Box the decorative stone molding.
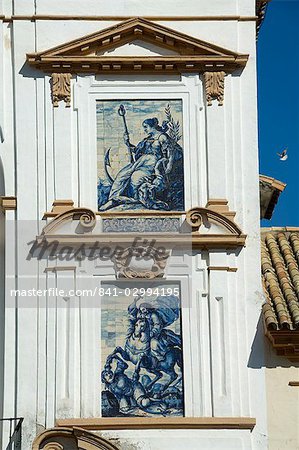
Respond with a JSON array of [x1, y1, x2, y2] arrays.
[[41, 207, 97, 237], [51, 73, 71, 107], [27, 18, 248, 106], [35, 202, 246, 250], [43, 199, 75, 219], [205, 199, 236, 220], [44, 266, 76, 273], [186, 205, 242, 235], [27, 18, 248, 74], [56, 417, 256, 431], [113, 244, 169, 278], [203, 71, 225, 106], [3, 15, 259, 23], [32, 427, 120, 450], [0, 196, 17, 212], [184, 201, 246, 247], [208, 266, 238, 272]]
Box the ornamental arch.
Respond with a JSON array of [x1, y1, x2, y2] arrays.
[[32, 427, 121, 450]]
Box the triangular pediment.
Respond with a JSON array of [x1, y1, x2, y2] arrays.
[[27, 17, 248, 74], [96, 39, 181, 57], [31, 17, 239, 58]]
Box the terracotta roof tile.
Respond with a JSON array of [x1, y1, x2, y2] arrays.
[[261, 230, 299, 331]]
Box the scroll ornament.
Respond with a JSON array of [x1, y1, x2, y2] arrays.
[[203, 71, 226, 106], [79, 210, 97, 230], [51, 73, 71, 107]]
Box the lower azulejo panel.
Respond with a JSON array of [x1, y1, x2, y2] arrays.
[[101, 280, 184, 417]]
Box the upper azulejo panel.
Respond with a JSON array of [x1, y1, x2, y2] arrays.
[[97, 99, 185, 212]]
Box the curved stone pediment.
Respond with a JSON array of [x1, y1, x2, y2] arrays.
[[186, 207, 242, 235], [36, 200, 246, 250], [32, 427, 120, 450], [41, 207, 97, 236]]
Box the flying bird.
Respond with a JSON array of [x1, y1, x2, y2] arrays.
[[277, 148, 288, 161]]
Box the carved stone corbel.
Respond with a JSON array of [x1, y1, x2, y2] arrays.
[[51, 73, 72, 107], [113, 245, 170, 279], [203, 71, 226, 106]]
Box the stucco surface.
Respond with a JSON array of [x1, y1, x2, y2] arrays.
[[0, 1, 267, 449], [265, 342, 299, 450]]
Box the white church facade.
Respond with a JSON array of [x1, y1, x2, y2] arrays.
[[2, 1, 296, 449]]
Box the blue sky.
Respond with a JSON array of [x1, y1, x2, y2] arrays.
[[258, 0, 299, 226]]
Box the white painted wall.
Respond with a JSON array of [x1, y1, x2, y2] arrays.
[[0, 161, 5, 450], [0, 1, 268, 449], [0, 0, 255, 18], [264, 340, 299, 450]]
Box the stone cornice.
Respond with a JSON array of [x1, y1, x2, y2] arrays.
[[2, 15, 258, 23], [36, 233, 246, 250], [28, 55, 247, 75], [55, 417, 256, 430]]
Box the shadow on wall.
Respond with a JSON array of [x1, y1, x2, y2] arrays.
[[264, 338, 299, 369], [247, 314, 266, 369], [19, 61, 45, 79], [248, 314, 299, 369]]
